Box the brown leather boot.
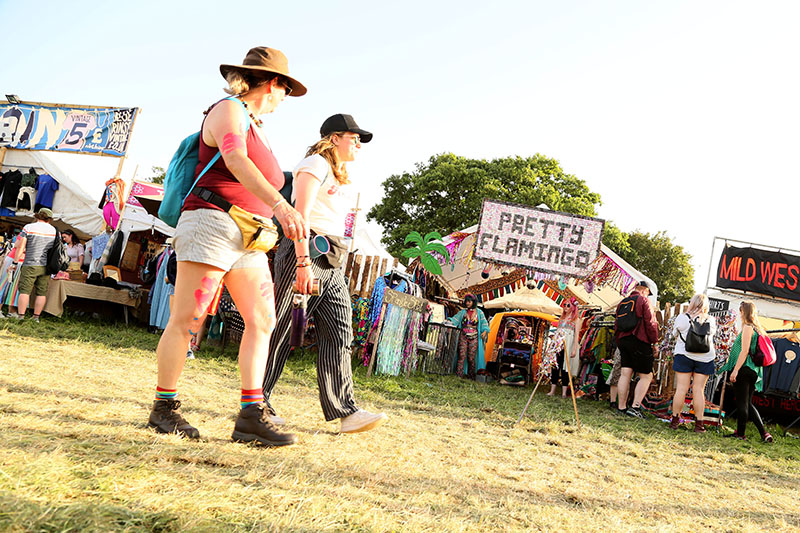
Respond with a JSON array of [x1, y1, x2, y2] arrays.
[[694, 420, 706, 433], [669, 415, 681, 430], [232, 403, 297, 446], [148, 399, 200, 439]]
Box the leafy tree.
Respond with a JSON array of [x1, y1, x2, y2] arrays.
[[618, 230, 694, 304], [147, 166, 165, 184], [368, 153, 607, 259]]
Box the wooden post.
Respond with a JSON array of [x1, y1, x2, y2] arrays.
[[366, 302, 388, 377], [0, 147, 7, 168], [392, 257, 399, 269], [378, 258, 388, 280], [350, 255, 362, 295], [717, 372, 728, 434], [367, 255, 380, 296], [359, 255, 374, 297], [344, 252, 355, 281]]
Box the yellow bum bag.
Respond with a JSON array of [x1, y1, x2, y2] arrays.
[[193, 187, 279, 253]]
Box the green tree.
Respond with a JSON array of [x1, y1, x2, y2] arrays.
[[619, 230, 694, 304], [368, 153, 615, 259], [147, 166, 165, 184]]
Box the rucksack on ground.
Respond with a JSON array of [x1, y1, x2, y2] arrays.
[[158, 97, 249, 228], [46, 231, 69, 275], [680, 313, 712, 353], [615, 294, 639, 332], [750, 334, 777, 367]]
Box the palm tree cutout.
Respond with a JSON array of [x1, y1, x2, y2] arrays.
[[402, 231, 450, 276]]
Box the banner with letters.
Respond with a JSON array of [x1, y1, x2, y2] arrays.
[[474, 199, 605, 277], [715, 245, 800, 302], [0, 102, 138, 156]]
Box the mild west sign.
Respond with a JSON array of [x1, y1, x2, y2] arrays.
[[716, 245, 800, 302]]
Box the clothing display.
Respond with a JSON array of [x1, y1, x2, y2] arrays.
[[351, 297, 370, 345], [763, 338, 800, 397], [148, 248, 174, 330], [0, 170, 23, 209], [34, 174, 59, 210], [15, 187, 35, 214]]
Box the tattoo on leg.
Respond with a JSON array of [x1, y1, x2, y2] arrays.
[[194, 276, 217, 314]]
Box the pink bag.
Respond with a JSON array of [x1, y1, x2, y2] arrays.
[[750, 334, 777, 367]]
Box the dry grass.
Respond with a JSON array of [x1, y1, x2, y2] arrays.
[[1, 316, 799, 532]]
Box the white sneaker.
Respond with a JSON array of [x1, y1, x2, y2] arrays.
[[186, 349, 195, 360], [340, 409, 387, 434]]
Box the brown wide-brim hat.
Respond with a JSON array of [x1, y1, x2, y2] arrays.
[[220, 46, 307, 97]]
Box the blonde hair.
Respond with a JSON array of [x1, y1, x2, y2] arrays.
[[305, 133, 349, 185], [686, 294, 709, 318], [223, 70, 283, 96], [739, 300, 766, 336]]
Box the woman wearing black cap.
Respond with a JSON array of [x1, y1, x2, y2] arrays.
[[147, 46, 308, 446], [448, 294, 490, 379], [263, 114, 387, 434]]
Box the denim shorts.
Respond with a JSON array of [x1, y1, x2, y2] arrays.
[[673, 353, 715, 375]]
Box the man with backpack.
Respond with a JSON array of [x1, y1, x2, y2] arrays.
[[615, 280, 659, 418], [5, 208, 57, 322]]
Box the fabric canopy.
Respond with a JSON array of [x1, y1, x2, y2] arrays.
[[483, 286, 563, 315]]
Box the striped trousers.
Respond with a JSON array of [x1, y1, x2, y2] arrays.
[[262, 237, 358, 421]]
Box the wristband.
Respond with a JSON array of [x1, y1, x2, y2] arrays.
[[296, 262, 312, 269], [272, 198, 287, 210]]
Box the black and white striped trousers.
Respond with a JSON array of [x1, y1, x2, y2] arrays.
[[262, 237, 358, 421]]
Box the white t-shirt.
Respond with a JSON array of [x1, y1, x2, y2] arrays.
[[673, 313, 717, 362], [292, 154, 352, 237]]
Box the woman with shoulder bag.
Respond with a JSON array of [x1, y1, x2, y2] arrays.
[[262, 114, 387, 434], [719, 301, 772, 442], [669, 294, 716, 432], [147, 46, 309, 447]]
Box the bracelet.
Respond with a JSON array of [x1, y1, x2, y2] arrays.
[[296, 255, 310, 260], [272, 198, 287, 210], [296, 262, 312, 269]]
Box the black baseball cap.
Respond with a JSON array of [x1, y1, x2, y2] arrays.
[[636, 280, 654, 293], [320, 114, 372, 143]]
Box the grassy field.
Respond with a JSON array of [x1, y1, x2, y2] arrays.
[[1, 315, 799, 532]]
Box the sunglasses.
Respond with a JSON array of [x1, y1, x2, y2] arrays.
[[338, 133, 360, 144]]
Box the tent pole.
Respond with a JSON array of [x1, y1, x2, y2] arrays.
[[565, 358, 581, 429], [515, 371, 545, 425]]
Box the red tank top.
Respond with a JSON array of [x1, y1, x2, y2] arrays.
[[182, 100, 284, 218]]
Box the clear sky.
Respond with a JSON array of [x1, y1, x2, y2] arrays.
[[3, 1, 799, 293]]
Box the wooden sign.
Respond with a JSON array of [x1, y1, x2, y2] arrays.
[[384, 288, 428, 313]]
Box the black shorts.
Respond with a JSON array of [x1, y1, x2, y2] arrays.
[[618, 335, 654, 375]]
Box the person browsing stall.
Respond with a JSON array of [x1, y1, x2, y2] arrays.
[[447, 294, 490, 380], [147, 46, 308, 446], [719, 301, 772, 442], [548, 298, 581, 397], [61, 229, 84, 265], [6, 208, 57, 322], [263, 114, 386, 434], [615, 280, 658, 418], [669, 294, 716, 433]]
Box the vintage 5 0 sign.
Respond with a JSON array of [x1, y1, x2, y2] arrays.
[[474, 199, 605, 277], [0, 102, 139, 156]]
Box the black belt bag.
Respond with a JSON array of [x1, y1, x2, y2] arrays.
[[311, 231, 348, 269]]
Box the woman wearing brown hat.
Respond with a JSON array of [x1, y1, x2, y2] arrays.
[[148, 46, 308, 446], [262, 114, 387, 434]]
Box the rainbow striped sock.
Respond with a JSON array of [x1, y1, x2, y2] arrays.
[[156, 386, 177, 401], [241, 388, 264, 409]]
